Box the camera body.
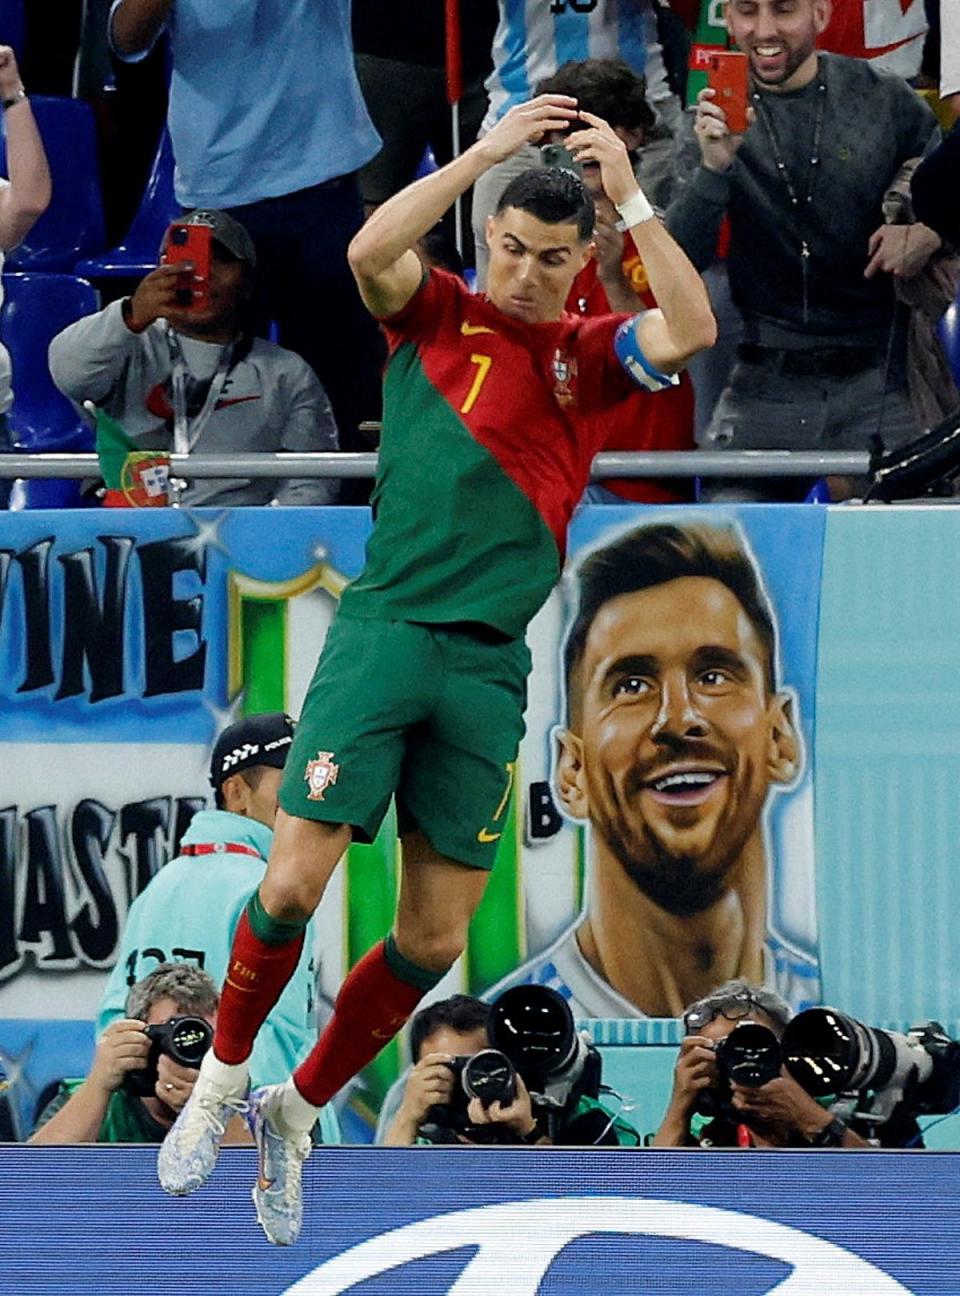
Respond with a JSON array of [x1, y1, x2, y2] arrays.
[[422, 986, 603, 1143], [123, 1014, 213, 1098], [426, 1048, 519, 1138]]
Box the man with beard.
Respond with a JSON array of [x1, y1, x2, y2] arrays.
[[487, 519, 818, 1019], [666, 0, 941, 502]]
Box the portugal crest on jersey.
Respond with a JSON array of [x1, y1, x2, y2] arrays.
[[305, 751, 340, 801], [552, 350, 577, 407]]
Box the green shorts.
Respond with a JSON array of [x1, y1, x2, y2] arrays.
[[279, 614, 531, 869]]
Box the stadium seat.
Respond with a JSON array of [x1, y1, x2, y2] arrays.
[[936, 297, 960, 390], [0, 96, 106, 273], [76, 128, 179, 280], [1, 0, 25, 62], [1, 272, 98, 507]]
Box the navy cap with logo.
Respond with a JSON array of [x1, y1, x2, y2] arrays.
[[209, 712, 296, 788]]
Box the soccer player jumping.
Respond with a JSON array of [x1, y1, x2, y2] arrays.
[[158, 94, 716, 1243]]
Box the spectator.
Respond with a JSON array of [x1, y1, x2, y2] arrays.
[[652, 979, 870, 1147], [48, 210, 340, 507], [108, 0, 384, 472], [488, 519, 819, 1019], [538, 58, 695, 504], [353, 0, 498, 269], [96, 713, 331, 1106], [0, 46, 51, 508], [381, 994, 640, 1146], [472, 0, 684, 287], [666, 0, 942, 501], [29, 963, 252, 1145]]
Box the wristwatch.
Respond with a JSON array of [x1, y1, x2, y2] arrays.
[[2, 89, 26, 112], [808, 1116, 846, 1147]]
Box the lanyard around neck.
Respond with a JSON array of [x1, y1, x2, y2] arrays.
[[166, 326, 237, 455]]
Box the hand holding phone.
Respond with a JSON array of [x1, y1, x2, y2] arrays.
[[539, 141, 585, 179], [705, 51, 750, 135], [162, 221, 213, 311]]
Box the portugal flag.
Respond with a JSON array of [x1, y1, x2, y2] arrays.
[[93, 406, 171, 508]]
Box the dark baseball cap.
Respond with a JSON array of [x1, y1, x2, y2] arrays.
[[209, 712, 295, 788], [169, 208, 257, 268]]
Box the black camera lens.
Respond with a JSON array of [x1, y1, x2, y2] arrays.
[[717, 1021, 782, 1088], [167, 1016, 213, 1067], [170, 226, 189, 245], [462, 1049, 516, 1108], [782, 1008, 880, 1097], [489, 985, 577, 1085]]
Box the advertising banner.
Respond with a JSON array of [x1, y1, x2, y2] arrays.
[[1, 504, 959, 1140], [2, 1146, 959, 1294]]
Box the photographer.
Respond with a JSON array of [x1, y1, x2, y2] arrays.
[[382, 992, 640, 1147], [30, 964, 250, 1146], [653, 980, 869, 1149]]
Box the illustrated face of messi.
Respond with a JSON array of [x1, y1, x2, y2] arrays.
[[557, 577, 799, 915], [485, 207, 593, 324], [725, 0, 831, 90]]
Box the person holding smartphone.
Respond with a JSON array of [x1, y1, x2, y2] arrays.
[[666, 0, 942, 502], [48, 209, 341, 507]]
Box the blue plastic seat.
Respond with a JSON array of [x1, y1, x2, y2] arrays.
[[0, 95, 106, 272], [1, 271, 99, 507], [76, 128, 179, 279], [1, 0, 25, 62]]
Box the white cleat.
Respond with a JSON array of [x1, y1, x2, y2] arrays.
[[158, 1069, 248, 1196], [247, 1085, 312, 1246]]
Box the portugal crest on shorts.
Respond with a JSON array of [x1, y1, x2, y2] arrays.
[[305, 751, 339, 801]]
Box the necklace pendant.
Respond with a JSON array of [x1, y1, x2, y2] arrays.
[[801, 241, 810, 259]]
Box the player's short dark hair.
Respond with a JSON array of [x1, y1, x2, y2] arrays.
[[496, 167, 595, 243], [409, 995, 491, 1062], [564, 521, 778, 722], [213, 764, 271, 811], [536, 58, 656, 133]]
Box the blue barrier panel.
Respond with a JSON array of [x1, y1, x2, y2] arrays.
[[2, 1147, 957, 1293]]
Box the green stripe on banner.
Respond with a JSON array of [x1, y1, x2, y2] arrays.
[[346, 807, 401, 1110], [466, 783, 521, 993], [241, 599, 287, 714]]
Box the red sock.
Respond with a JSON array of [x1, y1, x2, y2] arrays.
[[293, 940, 428, 1106], [214, 911, 304, 1065]]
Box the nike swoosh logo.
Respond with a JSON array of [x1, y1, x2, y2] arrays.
[[215, 395, 261, 410], [461, 322, 496, 336], [477, 828, 502, 843]]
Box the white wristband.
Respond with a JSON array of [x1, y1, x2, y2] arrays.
[[615, 188, 655, 231]]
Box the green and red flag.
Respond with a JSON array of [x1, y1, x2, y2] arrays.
[[92, 405, 171, 507]]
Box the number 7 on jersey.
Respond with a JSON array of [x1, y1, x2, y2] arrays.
[[460, 353, 492, 414]]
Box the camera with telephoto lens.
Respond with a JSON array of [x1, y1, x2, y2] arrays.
[[697, 1007, 960, 1132], [780, 1009, 960, 1127], [123, 1014, 213, 1097], [424, 986, 602, 1142]]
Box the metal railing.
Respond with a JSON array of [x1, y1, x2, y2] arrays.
[[0, 449, 873, 480]]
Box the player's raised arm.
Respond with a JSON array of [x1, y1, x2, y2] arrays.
[[347, 94, 580, 319], [567, 110, 717, 374]]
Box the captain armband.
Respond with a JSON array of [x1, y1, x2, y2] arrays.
[[613, 316, 680, 393]]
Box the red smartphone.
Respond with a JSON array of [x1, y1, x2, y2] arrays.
[[163, 221, 212, 311], [706, 51, 750, 135]]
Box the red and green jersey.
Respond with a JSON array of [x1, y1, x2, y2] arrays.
[[340, 269, 655, 639]]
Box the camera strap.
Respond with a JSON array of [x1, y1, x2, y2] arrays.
[[166, 327, 238, 455]]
